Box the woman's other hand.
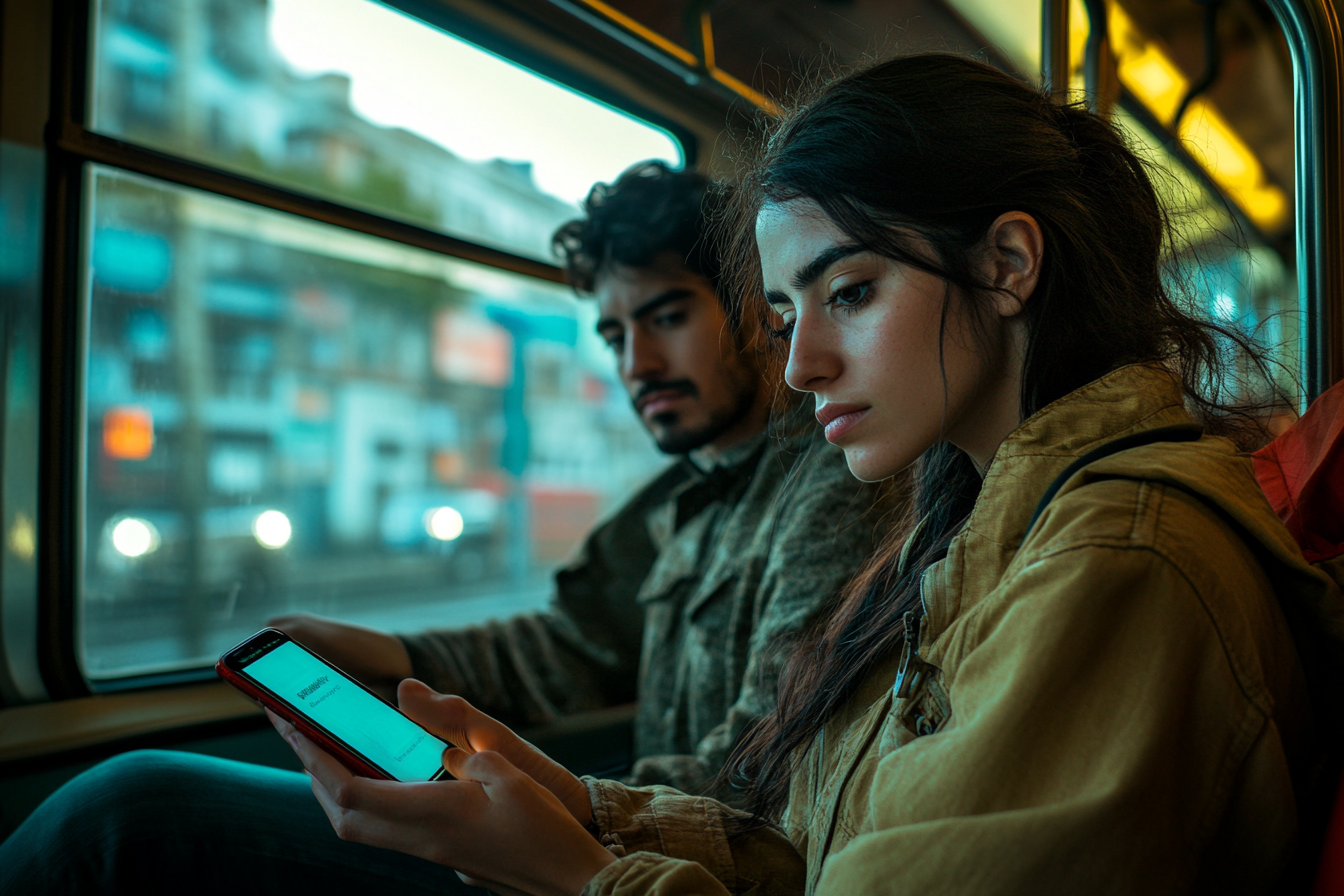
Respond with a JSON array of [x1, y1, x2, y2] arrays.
[[267, 684, 613, 896], [266, 614, 413, 694]]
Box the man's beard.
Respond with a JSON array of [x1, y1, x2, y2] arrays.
[[636, 364, 762, 455]]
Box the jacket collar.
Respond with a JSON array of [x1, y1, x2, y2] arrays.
[[922, 364, 1195, 643], [659, 431, 768, 536]]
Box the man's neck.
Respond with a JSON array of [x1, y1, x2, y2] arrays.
[[691, 420, 768, 470]]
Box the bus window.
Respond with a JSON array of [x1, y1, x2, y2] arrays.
[[71, 0, 686, 685], [80, 164, 665, 680], [1099, 1, 1302, 418]]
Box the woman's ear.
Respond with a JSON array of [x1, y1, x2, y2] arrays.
[[980, 212, 1043, 316]]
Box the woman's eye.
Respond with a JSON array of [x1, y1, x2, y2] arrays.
[[767, 318, 795, 341], [828, 282, 871, 309]]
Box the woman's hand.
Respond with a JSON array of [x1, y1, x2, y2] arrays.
[[396, 679, 594, 825], [269, 682, 612, 896], [266, 614, 413, 693]]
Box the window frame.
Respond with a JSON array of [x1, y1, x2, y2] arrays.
[[34, 0, 711, 699], [1265, 0, 1344, 402]]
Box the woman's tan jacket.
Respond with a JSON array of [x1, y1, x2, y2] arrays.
[[580, 364, 1344, 896]]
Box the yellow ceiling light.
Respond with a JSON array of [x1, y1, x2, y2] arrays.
[[1178, 97, 1290, 231], [1109, 3, 1188, 122], [1108, 2, 1289, 233]]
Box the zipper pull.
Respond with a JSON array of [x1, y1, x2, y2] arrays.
[[893, 611, 924, 699]]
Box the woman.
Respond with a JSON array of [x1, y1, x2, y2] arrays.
[[6, 53, 1341, 896], [254, 54, 1343, 895]]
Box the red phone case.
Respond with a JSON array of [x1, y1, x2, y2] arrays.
[[216, 651, 393, 780]]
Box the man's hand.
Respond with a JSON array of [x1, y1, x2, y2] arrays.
[[267, 614, 413, 692], [269, 682, 612, 896]]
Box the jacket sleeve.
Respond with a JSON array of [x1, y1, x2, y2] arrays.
[[398, 464, 685, 726], [628, 444, 898, 794], [582, 778, 805, 896], [818, 511, 1300, 895]]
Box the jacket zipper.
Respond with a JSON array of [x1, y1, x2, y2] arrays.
[[893, 611, 924, 699]]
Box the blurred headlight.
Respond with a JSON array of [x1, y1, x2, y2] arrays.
[[425, 506, 464, 541], [112, 517, 159, 557], [252, 510, 292, 549]]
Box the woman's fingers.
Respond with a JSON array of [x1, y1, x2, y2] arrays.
[[280, 725, 357, 798], [263, 694, 608, 890], [266, 707, 296, 740], [397, 679, 484, 749], [444, 747, 513, 783], [281, 729, 611, 892], [400, 683, 593, 825]]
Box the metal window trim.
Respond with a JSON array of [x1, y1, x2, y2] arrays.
[[1265, 0, 1344, 401], [386, 0, 710, 163], [37, 0, 92, 700], [1041, 0, 1071, 101], [60, 126, 570, 284]]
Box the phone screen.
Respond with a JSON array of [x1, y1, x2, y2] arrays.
[[239, 639, 448, 782]]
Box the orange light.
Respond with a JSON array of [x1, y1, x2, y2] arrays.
[[103, 406, 154, 460]]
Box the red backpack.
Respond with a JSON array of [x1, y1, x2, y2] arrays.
[[1254, 379, 1344, 571], [1253, 379, 1344, 895]]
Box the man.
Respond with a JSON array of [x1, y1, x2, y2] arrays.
[[273, 161, 891, 794]]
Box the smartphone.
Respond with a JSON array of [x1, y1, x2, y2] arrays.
[[217, 628, 450, 782]]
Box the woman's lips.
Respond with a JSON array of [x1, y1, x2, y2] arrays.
[[816, 404, 870, 442], [822, 409, 869, 442]]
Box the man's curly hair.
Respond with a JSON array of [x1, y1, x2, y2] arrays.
[[551, 161, 729, 303]]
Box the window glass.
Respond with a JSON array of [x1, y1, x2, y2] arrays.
[[82, 165, 665, 679], [89, 0, 684, 263]]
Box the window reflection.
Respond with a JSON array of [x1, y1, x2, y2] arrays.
[[82, 166, 664, 678], [90, 0, 683, 261]]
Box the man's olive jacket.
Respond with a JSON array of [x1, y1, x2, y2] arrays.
[[400, 425, 891, 793]]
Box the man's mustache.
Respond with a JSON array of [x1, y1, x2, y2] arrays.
[[633, 380, 699, 412]]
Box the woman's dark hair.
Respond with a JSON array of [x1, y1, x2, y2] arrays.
[[551, 160, 730, 301], [721, 53, 1275, 820]]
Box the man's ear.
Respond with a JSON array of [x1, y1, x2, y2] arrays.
[[980, 212, 1043, 317]]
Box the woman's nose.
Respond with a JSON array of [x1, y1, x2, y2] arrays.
[[784, 314, 838, 393]]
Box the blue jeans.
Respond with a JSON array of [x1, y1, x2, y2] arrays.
[[0, 750, 484, 895]]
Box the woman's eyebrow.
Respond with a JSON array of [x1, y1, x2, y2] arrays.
[[790, 244, 865, 290], [764, 289, 792, 308]]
